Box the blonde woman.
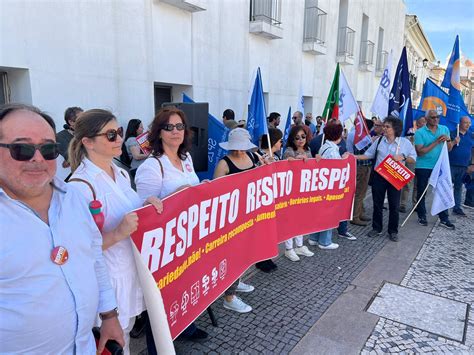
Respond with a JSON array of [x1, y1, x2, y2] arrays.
[[68, 109, 162, 355]]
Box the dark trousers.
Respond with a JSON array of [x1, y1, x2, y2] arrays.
[[145, 311, 198, 355], [371, 172, 401, 234], [415, 168, 449, 221]]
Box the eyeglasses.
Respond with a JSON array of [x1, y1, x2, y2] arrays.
[[294, 135, 306, 141], [161, 123, 186, 132], [429, 115, 439, 119], [292, 117, 298, 120], [0, 142, 59, 161], [374, 124, 383, 127], [94, 127, 123, 142]]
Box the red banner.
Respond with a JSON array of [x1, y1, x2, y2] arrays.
[[131, 157, 356, 339], [374, 155, 415, 190]]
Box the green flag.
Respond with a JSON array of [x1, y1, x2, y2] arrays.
[[322, 64, 340, 120]]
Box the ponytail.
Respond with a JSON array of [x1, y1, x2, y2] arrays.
[[68, 136, 87, 172]]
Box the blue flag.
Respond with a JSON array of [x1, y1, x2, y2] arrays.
[[281, 106, 291, 155], [417, 78, 472, 131], [181, 93, 229, 181], [440, 35, 463, 125], [247, 68, 268, 145], [388, 47, 413, 136]]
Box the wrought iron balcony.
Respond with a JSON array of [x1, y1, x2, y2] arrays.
[[359, 40, 375, 71], [376, 50, 388, 76], [336, 26, 355, 65], [249, 0, 283, 39], [302, 6, 327, 55]]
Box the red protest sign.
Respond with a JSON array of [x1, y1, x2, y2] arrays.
[[136, 131, 151, 154], [131, 157, 356, 339], [374, 155, 414, 190]]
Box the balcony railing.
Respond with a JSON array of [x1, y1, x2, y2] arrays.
[[303, 6, 327, 45], [360, 40, 375, 65], [337, 26, 355, 58], [376, 50, 388, 72], [250, 0, 282, 27]]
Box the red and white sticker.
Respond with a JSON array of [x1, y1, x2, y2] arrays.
[[185, 163, 193, 172], [51, 246, 69, 265]]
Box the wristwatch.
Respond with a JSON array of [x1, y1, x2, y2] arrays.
[[99, 307, 119, 320], [402, 153, 407, 162]]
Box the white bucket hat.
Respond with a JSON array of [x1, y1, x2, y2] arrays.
[[219, 127, 257, 151]]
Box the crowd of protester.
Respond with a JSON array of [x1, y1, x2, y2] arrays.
[[0, 102, 472, 354]]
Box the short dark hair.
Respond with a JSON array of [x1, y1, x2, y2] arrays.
[[323, 122, 343, 141], [268, 112, 280, 123], [384, 116, 403, 137], [64, 106, 83, 125], [149, 106, 192, 160], [260, 128, 283, 149], [286, 125, 308, 151], [365, 118, 374, 130], [223, 109, 235, 121], [0, 103, 56, 139]]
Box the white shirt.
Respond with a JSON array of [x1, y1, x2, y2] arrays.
[[363, 136, 417, 167], [70, 158, 145, 328], [0, 178, 116, 354], [135, 153, 200, 200], [319, 141, 342, 159]]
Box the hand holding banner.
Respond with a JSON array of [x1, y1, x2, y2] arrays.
[[131, 157, 356, 343], [374, 155, 414, 190]]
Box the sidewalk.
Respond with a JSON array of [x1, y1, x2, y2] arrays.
[[131, 201, 473, 354]]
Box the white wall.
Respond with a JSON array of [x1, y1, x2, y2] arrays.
[[0, 0, 406, 130]]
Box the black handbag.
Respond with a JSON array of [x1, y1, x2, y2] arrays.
[[368, 137, 383, 186]]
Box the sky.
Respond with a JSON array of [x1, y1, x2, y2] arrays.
[[405, 0, 474, 64]]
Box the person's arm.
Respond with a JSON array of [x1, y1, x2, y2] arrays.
[[135, 160, 163, 202], [213, 159, 229, 179], [130, 145, 149, 161], [355, 139, 377, 160]]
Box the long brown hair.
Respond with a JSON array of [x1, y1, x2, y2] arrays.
[[68, 109, 117, 172], [148, 106, 192, 160]]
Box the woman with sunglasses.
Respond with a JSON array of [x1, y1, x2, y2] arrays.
[[134, 107, 208, 350], [282, 126, 315, 262], [68, 109, 163, 355], [120, 119, 149, 178]]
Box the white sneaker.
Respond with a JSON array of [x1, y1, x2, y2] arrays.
[[223, 296, 252, 313], [338, 231, 357, 240], [308, 239, 318, 246], [462, 203, 474, 210], [236, 280, 254, 293], [285, 249, 300, 261], [295, 245, 314, 257], [318, 243, 339, 250]]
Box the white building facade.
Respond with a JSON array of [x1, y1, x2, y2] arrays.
[[1, 0, 406, 129]]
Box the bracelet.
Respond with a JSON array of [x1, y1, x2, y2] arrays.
[[99, 307, 119, 320]]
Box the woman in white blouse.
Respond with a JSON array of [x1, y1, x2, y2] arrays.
[[68, 109, 162, 355], [134, 107, 208, 351]]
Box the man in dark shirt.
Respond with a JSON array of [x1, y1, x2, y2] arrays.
[[56, 106, 83, 167], [449, 116, 473, 216]]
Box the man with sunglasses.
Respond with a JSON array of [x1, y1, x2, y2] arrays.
[[291, 111, 313, 142], [414, 109, 457, 229], [0, 104, 124, 353]]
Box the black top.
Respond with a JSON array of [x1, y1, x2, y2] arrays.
[[56, 129, 74, 161], [222, 152, 258, 175]]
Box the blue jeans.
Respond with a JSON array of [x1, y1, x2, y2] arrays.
[[415, 168, 450, 222], [309, 229, 333, 246], [450, 165, 467, 211]]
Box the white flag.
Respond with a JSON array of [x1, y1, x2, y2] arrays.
[[370, 50, 393, 119], [297, 83, 305, 116], [429, 142, 455, 215], [338, 69, 359, 122]]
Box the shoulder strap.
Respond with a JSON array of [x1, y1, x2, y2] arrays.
[[152, 155, 164, 177], [373, 136, 383, 162], [67, 178, 97, 200]]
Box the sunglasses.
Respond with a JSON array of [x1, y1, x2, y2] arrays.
[[294, 135, 306, 141], [94, 127, 123, 142], [292, 117, 298, 120], [161, 123, 186, 132], [0, 142, 60, 161]]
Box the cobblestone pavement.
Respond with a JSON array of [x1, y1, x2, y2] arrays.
[[362, 206, 474, 354], [133, 204, 392, 354]]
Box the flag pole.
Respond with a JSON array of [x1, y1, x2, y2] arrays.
[[456, 124, 460, 146], [400, 183, 429, 227], [266, 133, 273, 159]]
